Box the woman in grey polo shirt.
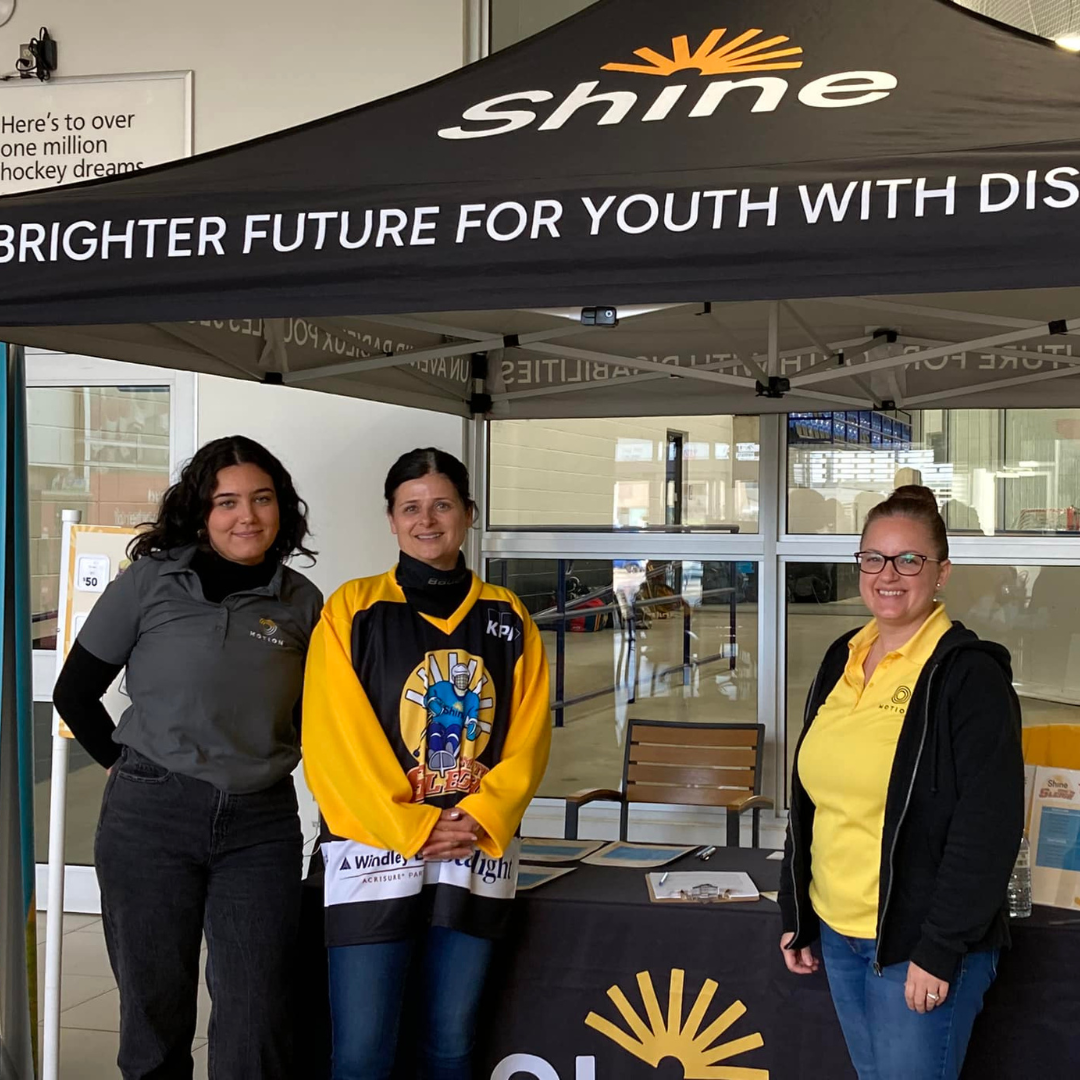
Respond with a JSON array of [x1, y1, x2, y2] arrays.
[[53, 434, 322, 1080]]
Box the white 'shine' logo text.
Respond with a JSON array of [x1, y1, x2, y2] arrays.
[[440, 27, 896, 140]]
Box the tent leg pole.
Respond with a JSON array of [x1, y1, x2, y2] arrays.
[[768, 302, 780, 377], [42, 734, 71, 1080], [465, 414, 486, 574], [555, 562, 566, 729], [44, 508, 83, 1080]]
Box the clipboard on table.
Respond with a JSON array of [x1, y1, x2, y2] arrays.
[[646, 871, 759, 904]]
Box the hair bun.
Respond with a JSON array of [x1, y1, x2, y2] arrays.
[[890, 484, 938, 511]]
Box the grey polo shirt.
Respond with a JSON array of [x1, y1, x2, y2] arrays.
[[77, 545, 323, 794]]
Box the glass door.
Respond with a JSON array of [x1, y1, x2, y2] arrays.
[[27, 349, 195, 911]]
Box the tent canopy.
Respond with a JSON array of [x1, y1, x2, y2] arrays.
[[3, 0, 1080, 418]]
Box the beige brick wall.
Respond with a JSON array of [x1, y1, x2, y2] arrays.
[[489, 415, 759, 530]]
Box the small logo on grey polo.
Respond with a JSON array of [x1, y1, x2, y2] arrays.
[[250, 617, 286, 646]]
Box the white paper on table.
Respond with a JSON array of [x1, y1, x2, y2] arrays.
[[517, 865, 576, 891], [767, 851, 784, 861], [647, 871, 759, 901], [760, 891, 779, 903], [519, 838, 606, 864]]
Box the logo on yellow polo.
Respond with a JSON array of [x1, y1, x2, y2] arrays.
[[602, 28, 803, 77], [401, 650, 494, 801], [892, 685, 912, 705], [585, 969, 768, 1079]]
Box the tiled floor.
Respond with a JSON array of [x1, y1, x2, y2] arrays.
[[37, 914, 210, 1079]]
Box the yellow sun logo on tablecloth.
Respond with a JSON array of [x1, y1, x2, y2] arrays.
[[602, 28, 803, 77], [585, 968, 768, 1079]]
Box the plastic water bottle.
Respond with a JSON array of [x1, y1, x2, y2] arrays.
[[1008, 834, 1032, 919]]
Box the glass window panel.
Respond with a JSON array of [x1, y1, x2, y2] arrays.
[[32, 700, 106, 865], [488, 558, 759, 798], [490, 0, 596, 52], [28, 386, 171, 648], [489, 416, 760, 532], [784, 562, 1080, 804], [788, 408, 1080, 536]]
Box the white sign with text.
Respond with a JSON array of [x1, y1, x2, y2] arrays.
[[0, 71, 191, 194]]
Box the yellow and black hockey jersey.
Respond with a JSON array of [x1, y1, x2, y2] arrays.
[[302, 567, 551, 945]]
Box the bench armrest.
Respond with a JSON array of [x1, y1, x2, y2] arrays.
[[563, 789, 624, 839], [729, 794, 774, 814], [564, 788, 625, 807]]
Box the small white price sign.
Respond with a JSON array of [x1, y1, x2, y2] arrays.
[[76, 555, 110, 593]]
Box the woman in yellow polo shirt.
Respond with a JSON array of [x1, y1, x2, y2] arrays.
[[778, 486, 1024, 1080]]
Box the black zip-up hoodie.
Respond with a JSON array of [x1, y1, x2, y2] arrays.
[[779, 621, 1024, 982]]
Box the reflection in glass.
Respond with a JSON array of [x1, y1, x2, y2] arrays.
[[784, 561, 1080, 802], [488, 558, 759, 798], [28, 386, 171, 648], [29, 384, 169, 868], [788, 408, 1080, 536], [490, 416, 760, 532], [32, 702, 106, 865]]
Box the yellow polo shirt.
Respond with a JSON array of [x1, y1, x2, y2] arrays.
[[799, 604, 951, 939]]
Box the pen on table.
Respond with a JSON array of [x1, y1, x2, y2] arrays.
[[698, 845, 717, 861], [658, 872, 669, 885]]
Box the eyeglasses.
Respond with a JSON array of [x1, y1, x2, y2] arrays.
[[854, 551, 941, 576]]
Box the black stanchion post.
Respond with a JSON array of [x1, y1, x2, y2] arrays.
[[555, 560, 566, 728]]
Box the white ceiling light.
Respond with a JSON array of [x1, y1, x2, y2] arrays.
[[0, 0, 15, 29], [1055, 33, 1080, 49]]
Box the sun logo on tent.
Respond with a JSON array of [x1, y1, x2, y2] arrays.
[[602, 28, 803, 77], [585, 968, 769, 1079]]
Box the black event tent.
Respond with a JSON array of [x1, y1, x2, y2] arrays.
[[3, 0, 1080, 418]]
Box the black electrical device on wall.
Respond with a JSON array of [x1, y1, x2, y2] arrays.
[[16, 27, 57, 81]]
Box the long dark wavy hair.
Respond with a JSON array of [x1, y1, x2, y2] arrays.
[[128, 435, 316, 563]]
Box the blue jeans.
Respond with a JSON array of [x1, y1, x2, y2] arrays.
[[819, 923, 997, 1080], [328, 925, 495, 1080]]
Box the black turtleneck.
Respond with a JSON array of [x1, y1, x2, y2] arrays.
[[395, 551, 472, 620], [191, 546, 278, 603]]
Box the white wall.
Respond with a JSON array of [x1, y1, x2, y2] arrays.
[[196, 376, 466, 599], [2, 0, 465, 153]]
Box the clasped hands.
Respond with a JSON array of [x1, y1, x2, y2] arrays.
[[421, 808, 484, 861]]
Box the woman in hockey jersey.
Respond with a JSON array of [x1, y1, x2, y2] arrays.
[[303, 447, 551, 1080]]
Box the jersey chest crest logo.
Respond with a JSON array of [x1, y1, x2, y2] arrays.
[[400, 649, 495, 801]]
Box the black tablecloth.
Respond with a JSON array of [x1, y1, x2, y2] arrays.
[[297, 847, 1080, 1079]]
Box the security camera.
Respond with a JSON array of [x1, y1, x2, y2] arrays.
[[581, 306, 619, 327]]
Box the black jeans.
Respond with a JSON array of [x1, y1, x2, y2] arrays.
[[95, 747, 303, 1080]]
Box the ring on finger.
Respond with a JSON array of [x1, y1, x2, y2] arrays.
[[926, 992, 940, 1003]]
